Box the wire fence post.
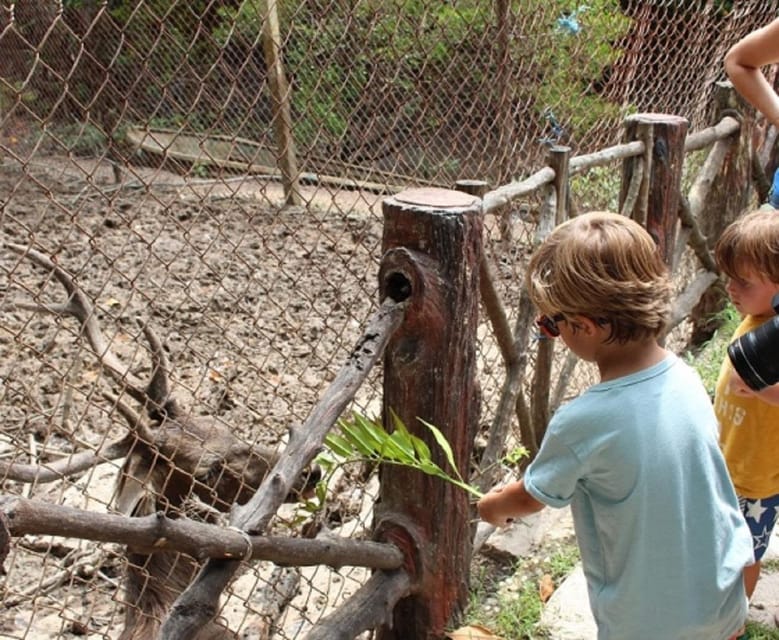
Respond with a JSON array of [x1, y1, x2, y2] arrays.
[[375, 187, 483, 639]]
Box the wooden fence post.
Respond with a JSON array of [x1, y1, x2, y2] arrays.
[[260, 0, 301, 206], [530, 145, 571, 443], [375, 187, 482, 640], [548, 145, 571, 225], [620, 113, 688, 264], [687, 81, 755, 347]]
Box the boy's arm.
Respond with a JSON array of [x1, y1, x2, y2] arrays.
[[728, 370, 779, 406], [477, 479, 546, 527], [724, 17, 779, 127]]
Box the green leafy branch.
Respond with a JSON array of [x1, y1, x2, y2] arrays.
[[320, 411, 485, 499], [291, 412, 529, 525]]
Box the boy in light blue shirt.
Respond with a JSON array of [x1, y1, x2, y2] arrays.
[[478, 212, 753, 640]]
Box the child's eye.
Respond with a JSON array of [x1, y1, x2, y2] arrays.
[[729, 277, 749, 288]]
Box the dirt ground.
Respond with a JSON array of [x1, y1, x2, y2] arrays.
[[0, 154, 395, 638]]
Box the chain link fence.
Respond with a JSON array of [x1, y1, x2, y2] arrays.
[[0, 1, 775, 637]]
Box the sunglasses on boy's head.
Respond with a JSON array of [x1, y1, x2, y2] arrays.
[[535, 313, 565, 338]]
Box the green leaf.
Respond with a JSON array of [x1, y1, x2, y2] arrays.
[[390, 410, 432, 461], [418, 460, 444, 476], [379, 434, 416, 463], [409, 432, 432, 462], [355, 412, 394, 450], [418, 418, 463, 481], [339, 420, 377, 457], [504, 446, 530, 466], [315, 481, 327, 504], [387, 430, 418, 461], [324, 433, 356, 459], [313, 453, 335, 474]]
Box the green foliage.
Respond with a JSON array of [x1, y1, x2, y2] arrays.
[[570, 165, 621, 211], [0, 80, 37, 112], [686, 304, 741, 397], [744, 621, 779, 640], [215, 0, 632, 157], [319, 411, 485, 499], [107, 1, 225, 130], [53, 123, 108, 157], [528, 0, 633, 139]]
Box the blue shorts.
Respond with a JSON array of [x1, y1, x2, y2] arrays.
[[738, 493, 779, 562]]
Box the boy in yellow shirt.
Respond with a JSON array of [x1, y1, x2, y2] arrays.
[[715, 209, 779, 607]]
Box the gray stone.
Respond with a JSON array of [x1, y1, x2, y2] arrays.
[[540, 564, 596, 640], [540, 527, 779, 638]]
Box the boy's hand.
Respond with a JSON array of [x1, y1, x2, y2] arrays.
[[477, 485, 518, 528], [728, 371, 756, 397]]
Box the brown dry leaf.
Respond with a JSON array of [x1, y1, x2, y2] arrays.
[[446, 624, 505, 640], [539, 573, 555, 602]]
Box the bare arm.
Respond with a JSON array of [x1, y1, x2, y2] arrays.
[[728, 369, 779, 406], [477, 478, 546, 527], [725, 17, 779, 126]]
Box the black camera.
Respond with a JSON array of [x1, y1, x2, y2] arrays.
[[727, 293, 779, 391]]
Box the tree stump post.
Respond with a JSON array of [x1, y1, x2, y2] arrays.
[[375, 187, 482, 640], [619, 113, 689, 264]]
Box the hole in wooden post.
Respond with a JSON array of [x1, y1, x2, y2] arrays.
[[385, 272, 412, 302]]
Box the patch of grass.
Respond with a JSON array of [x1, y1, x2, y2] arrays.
[[465, 541, 580, 639], [685, 303, 741, 396], [762, 558, 779, 573], [744, 620, 779, 639]]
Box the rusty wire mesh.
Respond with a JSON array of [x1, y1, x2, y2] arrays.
[[0, 0, 776, 638]]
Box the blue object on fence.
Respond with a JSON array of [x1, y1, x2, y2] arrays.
[[556, 4, 589, 35], [557, 15, 581, 34], [769, 167, 779, 209]]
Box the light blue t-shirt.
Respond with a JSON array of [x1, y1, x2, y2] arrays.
[[524, 353, 752, 640]]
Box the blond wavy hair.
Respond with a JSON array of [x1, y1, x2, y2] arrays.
[[525, 211, 672, 343], [714, 209, 779, 283]]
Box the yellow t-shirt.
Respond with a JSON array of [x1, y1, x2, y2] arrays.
[[714, 314, 779, 499]]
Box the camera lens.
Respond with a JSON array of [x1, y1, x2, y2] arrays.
[[727, 316, 779, 391]]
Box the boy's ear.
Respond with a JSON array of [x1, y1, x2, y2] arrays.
[[570, 314, 600, 335]]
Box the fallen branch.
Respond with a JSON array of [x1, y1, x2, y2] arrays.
[[249, 566, 301, 640], [0, 435, 133, 483]]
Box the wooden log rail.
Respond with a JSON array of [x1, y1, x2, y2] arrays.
[[0, 496, 404, 570], [481, 116, 740, 217]]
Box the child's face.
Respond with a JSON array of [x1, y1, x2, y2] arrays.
[[725, 267, 779, 317]]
